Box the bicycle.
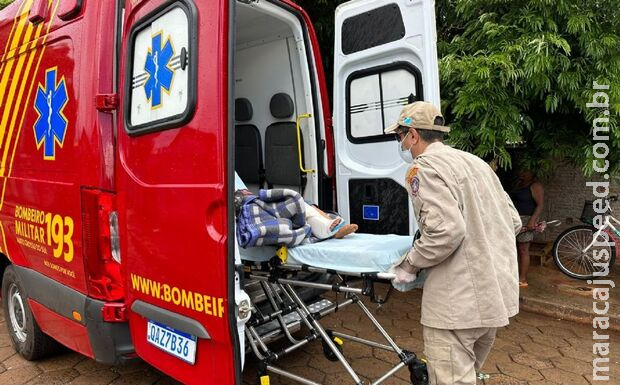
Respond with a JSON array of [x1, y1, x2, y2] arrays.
[[552, 196, 618, 280]]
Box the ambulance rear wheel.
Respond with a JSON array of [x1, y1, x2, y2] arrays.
[[2, 265, 59, 360]]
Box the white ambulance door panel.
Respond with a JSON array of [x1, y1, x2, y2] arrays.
[[129, 7, 190, 130], [333, 0, 440, 235]]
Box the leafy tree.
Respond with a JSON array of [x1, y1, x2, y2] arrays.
[[0, 0, 14, 11], [437, 0, 619, 175], [303, 0, 619, 176]]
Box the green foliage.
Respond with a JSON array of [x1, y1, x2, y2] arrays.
[[0, 0, 15, 11], [437, 0, 620, 176]]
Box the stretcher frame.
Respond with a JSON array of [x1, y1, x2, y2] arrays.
[[242, 255, 428, 385]]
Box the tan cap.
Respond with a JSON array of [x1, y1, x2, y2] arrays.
[[384, 101, 450, 134]]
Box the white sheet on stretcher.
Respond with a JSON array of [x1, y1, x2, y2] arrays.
[[239, 233, 425, 290]]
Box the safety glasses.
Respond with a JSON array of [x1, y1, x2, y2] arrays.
[[395, 129, 409, 143]]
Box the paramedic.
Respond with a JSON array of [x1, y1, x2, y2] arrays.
[[385, 102, 522, 385]]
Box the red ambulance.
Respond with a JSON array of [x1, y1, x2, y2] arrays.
[[0, 0, 439, 383]]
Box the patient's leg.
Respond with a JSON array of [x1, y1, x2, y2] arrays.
[[305, 203, 358, 239], [331, 218, 359, 239]]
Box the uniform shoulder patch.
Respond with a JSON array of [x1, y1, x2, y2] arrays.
[[411, 176, 420, 197], [405, 167, 419, 186]]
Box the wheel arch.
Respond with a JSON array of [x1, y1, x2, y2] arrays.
[[0, 253, 10, 295]]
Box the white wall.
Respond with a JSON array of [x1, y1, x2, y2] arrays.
[[234, 38, 297, 139], [234, 35, 318, 201]]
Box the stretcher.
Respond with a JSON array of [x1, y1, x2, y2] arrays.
[[239, 233, 428, 385]]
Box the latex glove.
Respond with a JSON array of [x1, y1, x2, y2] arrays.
[[389, 265, 417, 285]]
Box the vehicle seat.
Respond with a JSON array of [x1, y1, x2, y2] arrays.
[[235, 98, 263, 192], [264, 93, 304, 192]]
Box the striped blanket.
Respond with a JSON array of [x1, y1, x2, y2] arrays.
[[236, 189, 312, 247]]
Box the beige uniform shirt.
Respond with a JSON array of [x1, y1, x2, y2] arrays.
[[404, 142, 522, 329]]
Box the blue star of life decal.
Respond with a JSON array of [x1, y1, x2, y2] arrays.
[[144, 32, 175, 109], [34, 67, 69, 160]]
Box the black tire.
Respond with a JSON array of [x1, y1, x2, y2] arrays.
[[2, 266, 60, 360], [321, 331, 343, 362], [552, 225, 616, 280], [409, 357, 429, 385]]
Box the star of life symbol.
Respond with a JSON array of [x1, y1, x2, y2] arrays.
[[34, 68, 68, 160], [144, 32, 175, 109]]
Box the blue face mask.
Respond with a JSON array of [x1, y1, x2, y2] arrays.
[[399, 132, 414, 163]]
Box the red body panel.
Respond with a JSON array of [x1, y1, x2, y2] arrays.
[[118, 1, 235, 383], [0, 0, 332, 382], [1, 0, 116, 283], [0, 0, 117, 360], [29, 299, 94, 358]]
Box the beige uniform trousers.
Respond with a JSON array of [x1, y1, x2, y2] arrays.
[[423, 326, 496, 385]]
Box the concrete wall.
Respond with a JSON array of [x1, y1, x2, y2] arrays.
[[533, 161, 620, 243]]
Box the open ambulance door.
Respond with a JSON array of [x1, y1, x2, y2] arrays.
[[118, 1, 242, 384], [332, 0, 440, 235]]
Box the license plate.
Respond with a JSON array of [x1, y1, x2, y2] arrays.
[[146, 320, 197, 364]]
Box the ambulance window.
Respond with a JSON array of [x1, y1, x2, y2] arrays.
[[341, 3, 405, 55], [346, 64, 422, 143], [125, 1, 197, 135]]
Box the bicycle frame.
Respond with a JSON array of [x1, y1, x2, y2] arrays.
[[583, 215, 620, 253]]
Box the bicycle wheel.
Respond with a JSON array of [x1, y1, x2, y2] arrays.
[[553, 225, 616, 280]]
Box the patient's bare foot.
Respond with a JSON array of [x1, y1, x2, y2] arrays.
[[334, 224, 358, 239]]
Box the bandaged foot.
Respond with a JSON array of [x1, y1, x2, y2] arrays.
[[305, 204, 358, 240]]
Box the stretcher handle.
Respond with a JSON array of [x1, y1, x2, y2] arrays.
[[277, 263, 396, 280], [296, 113, 316, 174]]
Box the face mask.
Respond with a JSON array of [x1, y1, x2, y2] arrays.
[[398, 132, 414, 163]]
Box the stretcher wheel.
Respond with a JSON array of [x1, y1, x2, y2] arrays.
[[322, 332, 343, 362], [408, 357, 429, 385]]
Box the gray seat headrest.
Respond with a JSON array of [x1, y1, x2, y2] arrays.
[[270, 93, 294, 119], [235, 98, 253, 122]]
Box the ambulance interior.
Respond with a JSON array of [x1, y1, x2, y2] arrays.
[[232, 0, 333, 361], [233, 1, 321, 203]]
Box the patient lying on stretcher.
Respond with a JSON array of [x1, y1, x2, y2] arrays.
[[235, 187, 358, 244], [234, 173, 424, 290], [234, 171, 358, 247]]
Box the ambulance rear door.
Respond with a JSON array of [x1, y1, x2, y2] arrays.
[[118, 1, 239, 384], [332, 0, 440, 235]]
